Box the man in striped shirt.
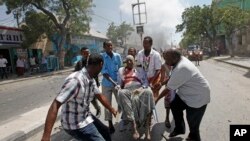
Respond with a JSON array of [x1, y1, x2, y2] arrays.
[[41, 53, 117, 141], [74, 47, 101, 118]]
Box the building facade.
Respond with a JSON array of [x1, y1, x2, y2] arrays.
[[0, 26, 26, 73], [51, 29, 108, 66], [214, 0, 250, 56]]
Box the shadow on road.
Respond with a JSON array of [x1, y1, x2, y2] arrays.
[[51, 129, 74, 141], [243, 69, 250, 78]]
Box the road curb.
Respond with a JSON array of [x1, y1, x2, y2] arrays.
[[213, 58, 250, 70], [1, 115, 61, 141], [2, 121, 45, 141], [0, 68, 73, 86]]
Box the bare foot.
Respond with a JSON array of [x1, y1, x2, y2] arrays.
[[133, 131, 140, 140], [145, 133, 151, 140]]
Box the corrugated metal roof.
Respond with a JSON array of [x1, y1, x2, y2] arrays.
[[84, 29, 108, 39]]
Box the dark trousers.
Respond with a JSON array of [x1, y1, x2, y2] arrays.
[[0, 67, 8, 79], [65, 116, 111, 141], [170, 95, 207, 141]]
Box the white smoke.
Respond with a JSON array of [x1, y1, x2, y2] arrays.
[[119, 0, 186, 49]]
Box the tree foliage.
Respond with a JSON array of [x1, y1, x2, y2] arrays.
[[2, 0, 93, 68], [21, 11, 55, 48], [220, 6, 249, 36], [179, 32, 200, 49], [106, 21, 134, 46], [219, 6, 250, 56], [176, 3, 221, 48]]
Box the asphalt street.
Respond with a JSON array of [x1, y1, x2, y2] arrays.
[[0, 73, 70, 125], [28, 59, 250, 141], [1, 59, 250, 141]]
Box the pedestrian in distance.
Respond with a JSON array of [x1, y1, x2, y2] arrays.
[[155, 48, 210, 141], [101, 40, 122, 134], [41, 55, 48, 72], [74, 47, 102, 118], [16, 56, 25, 76], [41, 53, 117, 141], [194, 47, 200, 66], [0, 54, 8, 79]]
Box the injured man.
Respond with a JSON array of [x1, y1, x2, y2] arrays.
[[117, 55, 155, 140]]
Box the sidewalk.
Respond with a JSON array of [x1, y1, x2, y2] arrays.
[[0, 67, 73, 141], [212, 55, 250, 69], [0, 67, 74, 86], [1, 57, 250, 141]]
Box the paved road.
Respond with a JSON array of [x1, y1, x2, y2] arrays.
[[0, 73, 70, 125], [2, 59, 250, 141]]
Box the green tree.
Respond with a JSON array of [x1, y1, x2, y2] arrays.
[[179, 32, 200, 49], [2, 0, 92, 69], [106, 21, 134, 54], [176, 3, 221, 50], [106, 22, 118, 44], [21, 11, 55, 48], [116, 21, 134, 45], [219, 6, 250, 57]]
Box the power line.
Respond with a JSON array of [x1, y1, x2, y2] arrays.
[[0, 18, 14, 24], [92, 13, 114, 23], [0, 19, 15, 26], [0, 16, 13, 22]]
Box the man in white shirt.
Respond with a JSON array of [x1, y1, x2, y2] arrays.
[[155, 49, 210, 141], [0, 54, 8, 79], [136, 36, 162, 97]]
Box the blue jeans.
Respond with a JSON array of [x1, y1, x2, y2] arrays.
[[64, 116, 111, 141]]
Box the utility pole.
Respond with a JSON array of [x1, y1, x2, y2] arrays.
[[170, 33, 173, 48], [119, 10, 123, 24], [132, 0, 147, 46], [13, 8, 21, 28]]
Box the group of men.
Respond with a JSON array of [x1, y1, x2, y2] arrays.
[[41, 36, 210, 141]]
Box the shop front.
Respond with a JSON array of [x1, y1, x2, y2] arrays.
[[0, 26, 25, 74]]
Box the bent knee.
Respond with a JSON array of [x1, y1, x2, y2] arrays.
[[143, 88, 153, 95], [118, 89, 130, 97]]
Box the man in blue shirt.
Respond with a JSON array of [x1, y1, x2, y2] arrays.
[[101, 40, 122, 134]]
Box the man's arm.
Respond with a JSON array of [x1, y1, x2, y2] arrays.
[[74, 61, 81, 72], [95, 94, 117, 117], [41, 78, 79, 141], [103, 73, 118, 86], [155, 87, 170, 105], [149, 70, 161, 87], [41, 99, 62, 141], [149, 70, 162, 89]]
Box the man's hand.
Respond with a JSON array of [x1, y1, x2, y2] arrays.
[[111, 108, 118, 117], [115, 85, 121, 91], [153, 83, 162, 91], [154, 96, 159, 105], [133, 87, 143, 95]]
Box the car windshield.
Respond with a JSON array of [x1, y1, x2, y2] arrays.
[[188, 46, 195, 51]]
